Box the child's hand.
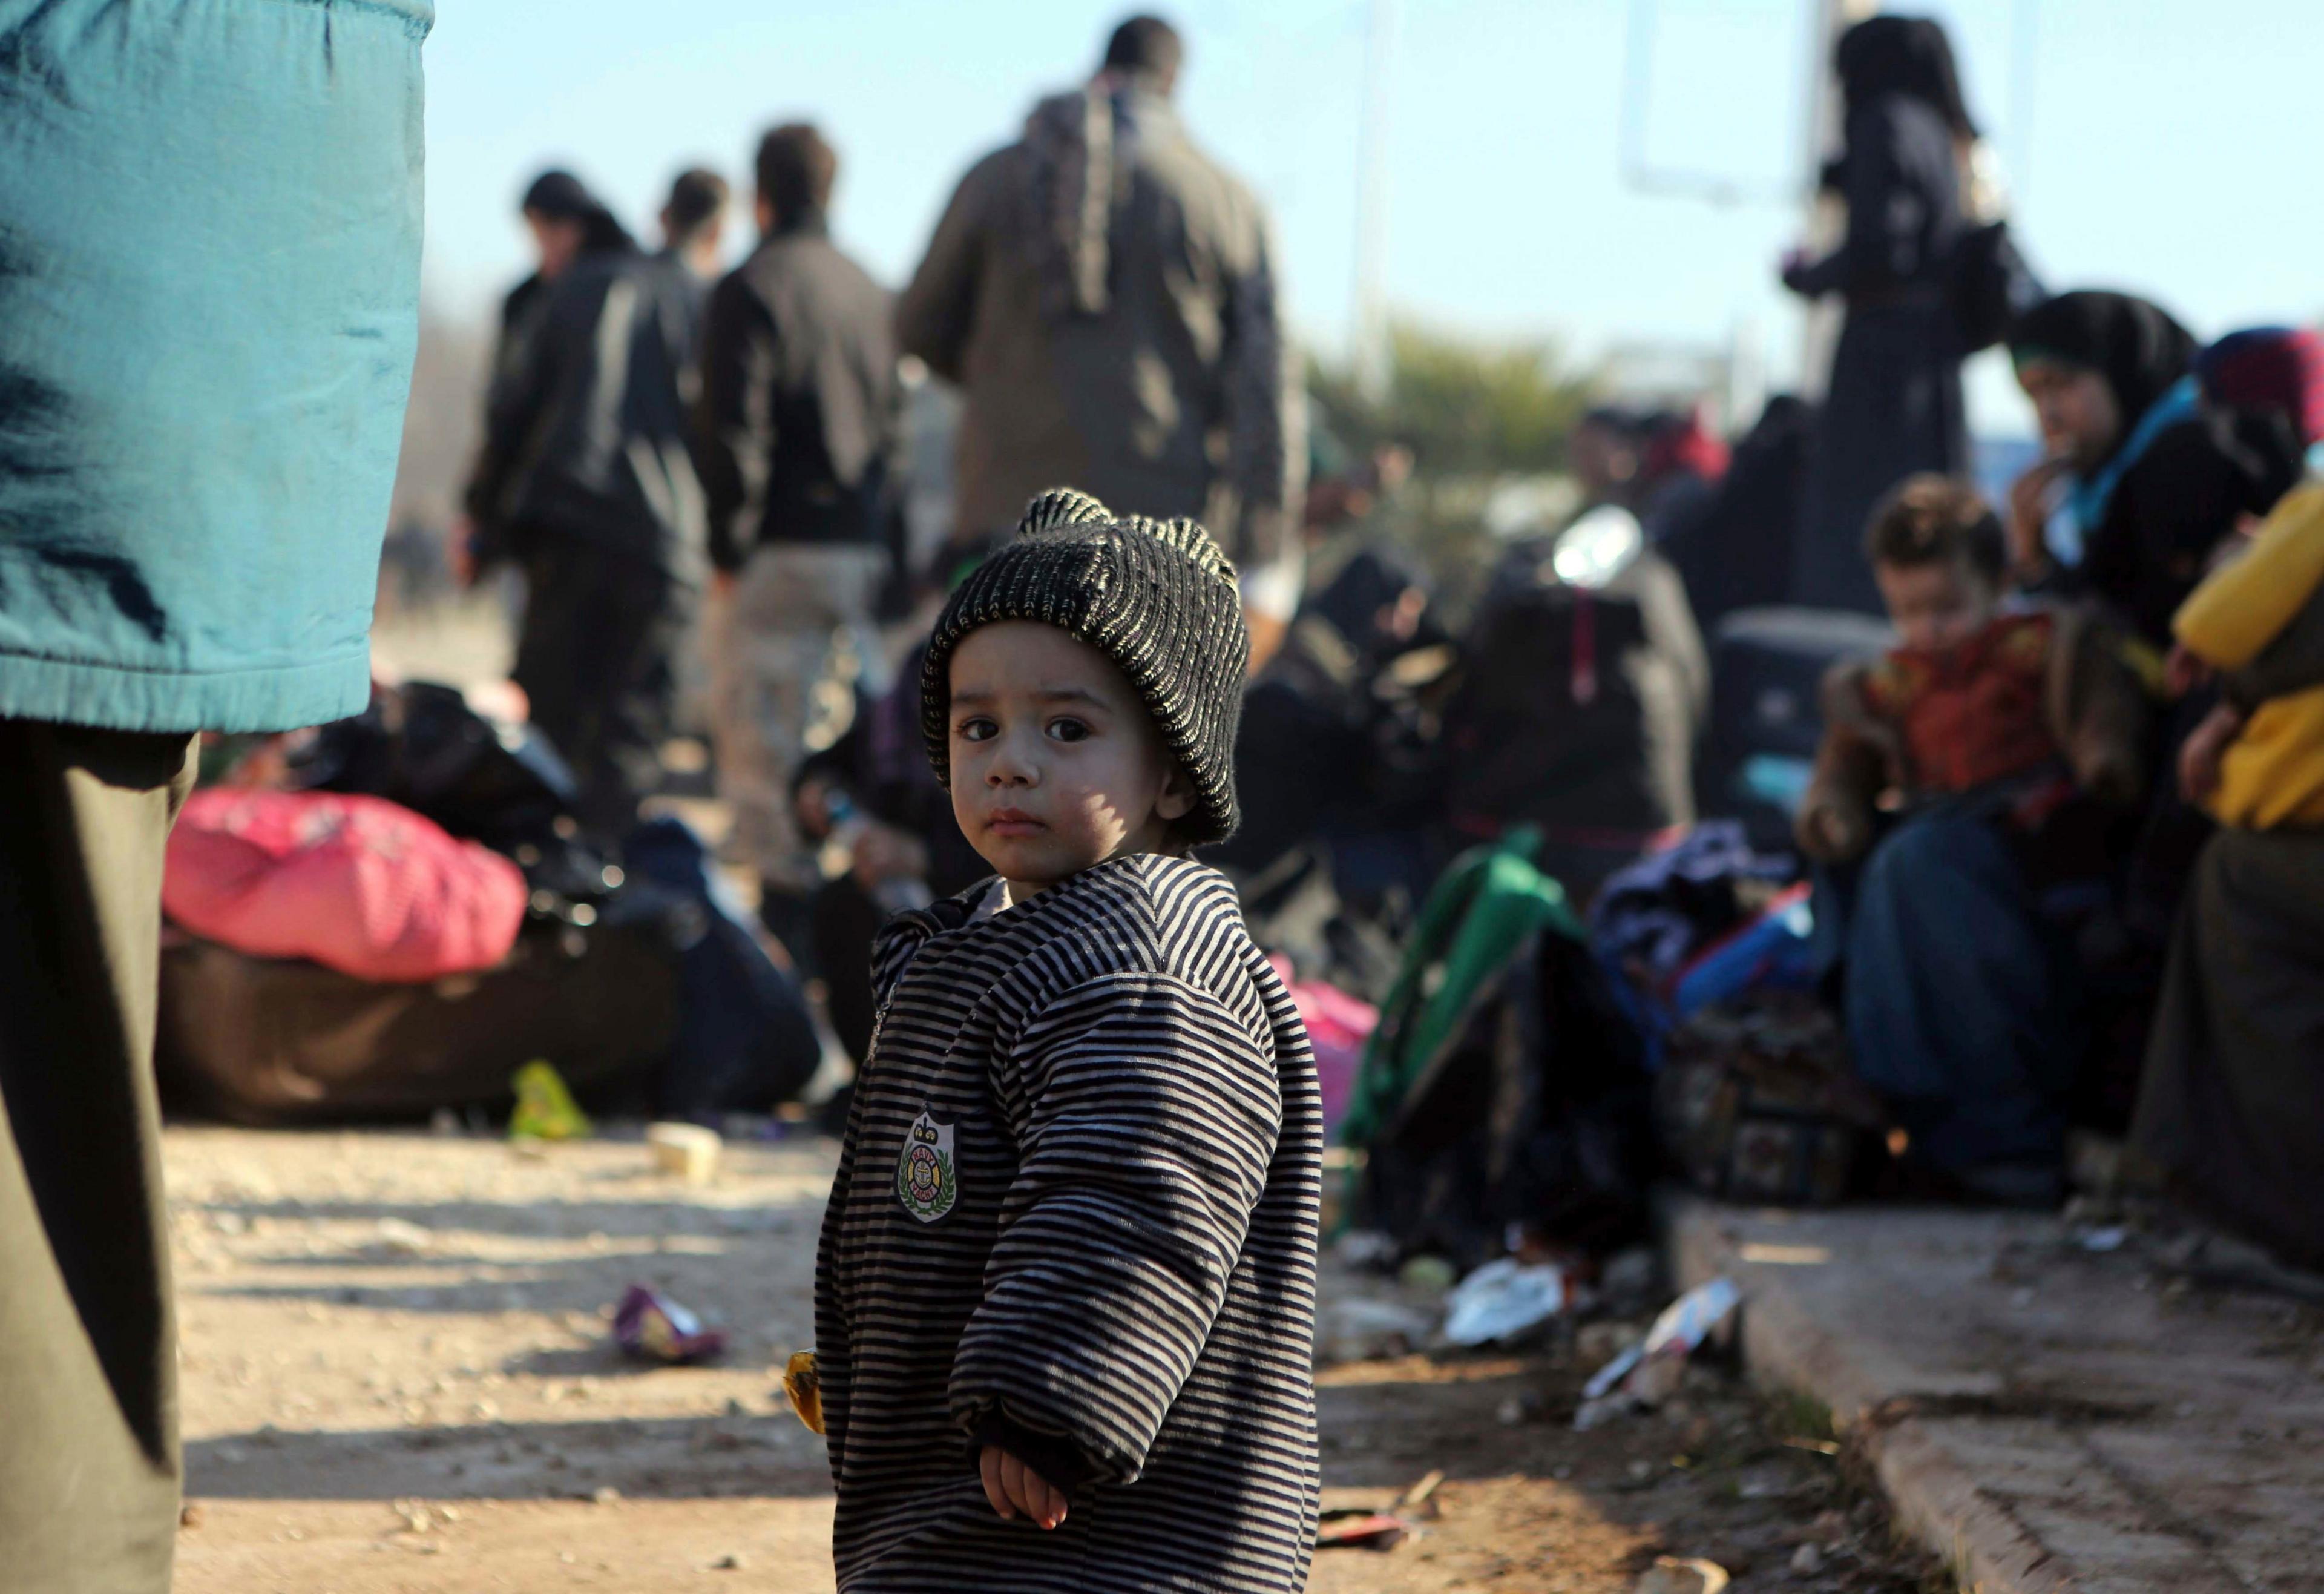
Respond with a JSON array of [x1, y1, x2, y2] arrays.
[[2164, 642, 2215, 699], [2178, 702, 2244, 805], [979, 1445, 1068, 1530]]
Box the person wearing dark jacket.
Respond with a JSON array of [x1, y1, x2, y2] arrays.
[[463, 173, 708, 837], [464, 170, 633, 541], [898, 15, 1305, 668], [2002, 294, 2291, 1098], [659, 165, 731, 297], [2005, 291, 2261, 649], [1662, 395, 1814, 630], [2132, 462, 2324, 1268], [1782, 15, 1974, 614], [695, 123, 899, 945]]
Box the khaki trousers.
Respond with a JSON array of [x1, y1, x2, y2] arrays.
[[709, 542, 887, 892]]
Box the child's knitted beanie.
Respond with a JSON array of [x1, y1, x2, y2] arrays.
[[920, 487, 1248, 844]]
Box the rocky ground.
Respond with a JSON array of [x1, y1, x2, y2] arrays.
[[166, 1124, 1946, 1593]]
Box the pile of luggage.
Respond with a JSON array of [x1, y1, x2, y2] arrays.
[[157, 682, 819, 1125]]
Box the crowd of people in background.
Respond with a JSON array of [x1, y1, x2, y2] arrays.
[[455, 17, 1301, 927], [436, 9, 2324, 1269], [9, 4, 2324, 1587]]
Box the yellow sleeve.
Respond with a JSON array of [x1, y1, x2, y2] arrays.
[[2175, 483, 2324, 668]]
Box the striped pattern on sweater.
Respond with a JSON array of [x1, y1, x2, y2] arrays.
[[814, 853, 1321, 1592]]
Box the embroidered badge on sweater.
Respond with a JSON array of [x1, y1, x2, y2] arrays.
[[895, 1112, 959, 1223]]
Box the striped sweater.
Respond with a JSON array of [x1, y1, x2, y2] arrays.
[[813, 853, 1322, 1591]]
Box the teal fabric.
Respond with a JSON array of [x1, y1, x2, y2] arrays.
[[0, 0, 432, 733]]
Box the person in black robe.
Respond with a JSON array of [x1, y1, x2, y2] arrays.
[[1782, 15, 1972, 615], [2004, 292, 2294, 1104]]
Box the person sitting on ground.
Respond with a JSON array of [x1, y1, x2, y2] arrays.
[[2006, 291, 2260, 651], [2131, 387, 2324, 1269], [810, 489, 1321, 1592], [2009, 302, 2316, 1015], [1635, 404, 1730, 548], [1798, 475, 2145, 1204], [1210, 542, 1445, 899], [1661, 394, 1814, 630]]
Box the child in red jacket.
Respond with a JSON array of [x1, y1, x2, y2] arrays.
[[1797, 474, 2149, 1200], [1798, 475, 2145, 863]]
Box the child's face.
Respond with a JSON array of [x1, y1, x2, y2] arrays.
[[1874, 557, 1999, 653], [947, 622, 1196, 897]]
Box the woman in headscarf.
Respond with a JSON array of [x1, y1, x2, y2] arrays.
[[2007, 304, 2304, 1125], [1782, 15, 1974, 614], [2004, 290, 2259, 649]]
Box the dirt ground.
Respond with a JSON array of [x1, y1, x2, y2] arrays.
[[165, 1125, 1946, 1593]]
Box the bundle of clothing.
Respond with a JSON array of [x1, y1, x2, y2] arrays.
[[156, 682, 819, 1125], [1587, 821, 1816, 1068]]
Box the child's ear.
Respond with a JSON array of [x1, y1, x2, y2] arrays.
[[1154, 762, 1196, 823]]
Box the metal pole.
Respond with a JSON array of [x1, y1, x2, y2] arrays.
[[1351, 0, 1397, 403], [2009, 0, 2040, 211]]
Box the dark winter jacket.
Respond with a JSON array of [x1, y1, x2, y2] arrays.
[[695, 212, 899, 568], [2068, 420, 2257, 648], [814, 854, 1321, 1593], [897, 81, 1303, 577], [465, 248, 708, 579]]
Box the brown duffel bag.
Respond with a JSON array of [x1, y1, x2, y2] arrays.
[[155, 923, 678, 1125], [1654, 992, 1886, 1207]]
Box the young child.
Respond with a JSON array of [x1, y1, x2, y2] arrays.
[[1797, 474, 2145, 1199], [810, 490, 1322, 1591], [1798, 473, 2144, 863]]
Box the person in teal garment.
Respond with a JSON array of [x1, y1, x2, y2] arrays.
[[0, 4, 430, 1589]]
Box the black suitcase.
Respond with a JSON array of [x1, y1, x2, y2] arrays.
[[1696, 606, 1892, 847], [1440, 549, 1703, 901]]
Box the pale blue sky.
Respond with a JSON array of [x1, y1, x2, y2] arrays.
[[422, 1, 2320, 436]]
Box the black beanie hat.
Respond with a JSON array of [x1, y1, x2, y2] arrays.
[[520, 168, 596, 220], [921, 489, 1249, 845]]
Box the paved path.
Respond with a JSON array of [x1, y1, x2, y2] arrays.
[[1669, 1197, 2324, 1593]]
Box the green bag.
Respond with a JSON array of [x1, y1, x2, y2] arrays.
[[1338, 828, 1586, 1150]]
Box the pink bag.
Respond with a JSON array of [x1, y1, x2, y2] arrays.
[[164, 789, 527, 983], [1270, 956, 1380, 1136]]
